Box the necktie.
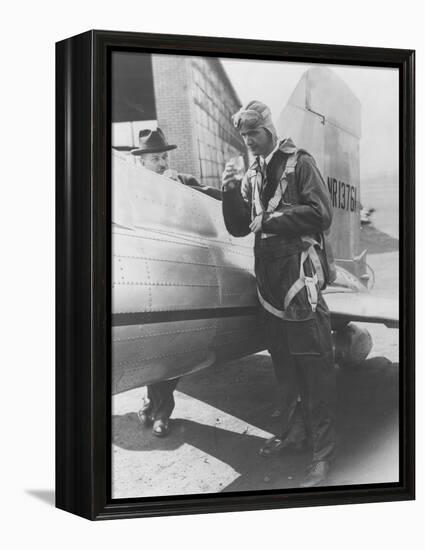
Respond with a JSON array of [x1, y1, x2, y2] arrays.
[[253, 159, 268, 217], [261, 159, 267, 190]]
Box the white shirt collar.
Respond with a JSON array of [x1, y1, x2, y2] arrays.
[[260, 139, 282, 167]]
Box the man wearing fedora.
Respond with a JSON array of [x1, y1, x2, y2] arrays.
[[221, 101, 337, 487], [131, 128, 221, 200], [131, 128, 221, 437]]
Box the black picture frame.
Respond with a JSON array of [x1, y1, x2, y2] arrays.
[[56, 29, 415, 521]]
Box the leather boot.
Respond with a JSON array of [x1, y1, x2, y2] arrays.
[[138, 399, 154, 426], [152, 418, 170, 437], [299, 460, 330, 488], [259, 414, 309, 457]]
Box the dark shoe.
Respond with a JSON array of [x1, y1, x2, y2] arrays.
[[152, 418, 170, 437], [138, 402, 154, 426], [299, 461, 330, 488], [138, 411, 153, 426], [259, 436, 308, 457]]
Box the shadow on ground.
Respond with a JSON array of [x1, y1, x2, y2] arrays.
[[112, 413, 311, 492], [26, 489, 55, 507], [113, 352, 399, 490]]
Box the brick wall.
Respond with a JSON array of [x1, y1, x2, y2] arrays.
[[152, 54, 245, 188], [152, 55, 200, 179], [190, 57, 245, 188]]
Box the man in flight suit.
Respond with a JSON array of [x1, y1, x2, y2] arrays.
[[131, 128, 221, 436], [221, 101, 336, 487]]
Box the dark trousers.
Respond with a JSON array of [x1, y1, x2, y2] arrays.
[[144, 378, 180, 421], [265, 302, 337, 463]]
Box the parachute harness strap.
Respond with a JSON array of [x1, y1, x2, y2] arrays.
[[258, 240, 322, 318], [251, 159, 289, 239], [251, 148, 323, 316], [283, 246, 319, 312]]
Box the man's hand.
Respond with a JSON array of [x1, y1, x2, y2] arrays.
[[163, 169, 179, 181], [221, 162, 241, 192], [249, 214, 263, 234]]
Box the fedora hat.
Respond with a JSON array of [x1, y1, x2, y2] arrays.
[[131, 128, 177, 155]]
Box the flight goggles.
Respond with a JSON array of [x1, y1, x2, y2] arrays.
[[232, 108, 270, 131]]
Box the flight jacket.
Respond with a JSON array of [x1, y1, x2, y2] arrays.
[[222, 138, 334, 320], [222, 139, 331, 243]]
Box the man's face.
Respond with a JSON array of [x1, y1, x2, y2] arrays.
[[139, 151, 170, 175], [240, 128, 274, 157]]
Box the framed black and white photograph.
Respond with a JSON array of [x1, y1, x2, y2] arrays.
[[56, 30, 414, 520]]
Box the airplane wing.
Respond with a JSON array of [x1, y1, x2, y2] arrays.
[[323, 266, 399, 328], [325, 291, 399, 329]]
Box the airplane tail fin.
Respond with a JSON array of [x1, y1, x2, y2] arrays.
[[276, 67, 366, 280]]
